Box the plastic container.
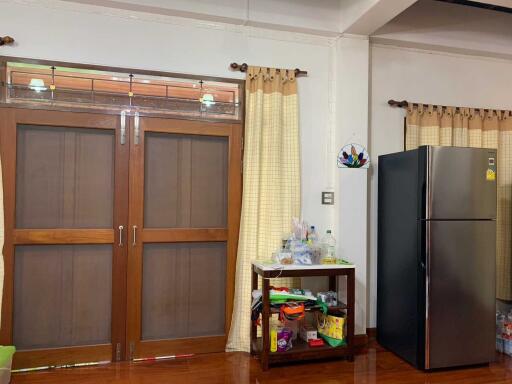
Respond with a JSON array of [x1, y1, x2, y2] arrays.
[[497, 311, 505, 353], [505, 339, 512, 356], [0, 346, 15, 384]]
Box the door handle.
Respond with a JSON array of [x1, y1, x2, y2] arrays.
[[134, 112, 140, 145], [132, 225, 137, 246], [118, 225, 124, 246], [120, 111, 126, 145]]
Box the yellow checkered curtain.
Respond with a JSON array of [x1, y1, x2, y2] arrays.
[[226, 66, 301, 352], [406, 104, 512, 299]]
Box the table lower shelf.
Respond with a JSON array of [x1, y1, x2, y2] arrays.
[[269, 304, 347, 315], [251, 337, 353, 364]]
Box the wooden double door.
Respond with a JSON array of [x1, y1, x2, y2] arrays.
[[0, 108, 241, 369]]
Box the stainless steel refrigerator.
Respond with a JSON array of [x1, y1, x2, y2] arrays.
[[377, 146, 496, 370]]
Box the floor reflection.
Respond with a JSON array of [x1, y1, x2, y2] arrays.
[[12, 341, 512, 384]]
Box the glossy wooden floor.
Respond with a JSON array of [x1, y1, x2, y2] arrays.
[[12, 341, 512, 384]]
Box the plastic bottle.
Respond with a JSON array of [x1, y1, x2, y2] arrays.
[[308, 226, 319, 244], [321, 230, 336, 264], [270, 327, 278, 352], [308, 226, 321, 264]]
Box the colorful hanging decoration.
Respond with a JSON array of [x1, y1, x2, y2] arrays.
[[337, 144, 370, 169]]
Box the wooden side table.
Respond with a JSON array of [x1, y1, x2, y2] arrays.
[[250, 262, 356, 370]]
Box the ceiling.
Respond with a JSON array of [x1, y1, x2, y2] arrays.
[[60, 0, 418, 36], [58, 0, 512, 37]]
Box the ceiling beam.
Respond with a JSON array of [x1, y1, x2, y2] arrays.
[[341, 0, 418, 35]]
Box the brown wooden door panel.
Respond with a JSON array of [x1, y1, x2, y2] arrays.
[[15, 124, 115, 229], [0, 107, 129, 368], [141, 228, 228, 243], [140, 117, 232, 136], [13, 229, 114, 244], [127, 116, 241, 359], [13, 344, 112, 370], [13, 108, 121, 130], [137, 336, 226, 358]]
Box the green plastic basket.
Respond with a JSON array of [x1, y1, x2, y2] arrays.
[[0, 346, 15, 384]]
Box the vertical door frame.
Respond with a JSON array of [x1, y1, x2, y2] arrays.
[[126, 116, 242, 359], [0, 107, 129, 368]]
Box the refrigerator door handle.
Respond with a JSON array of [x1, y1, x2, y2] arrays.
[[424, 220, 431, 370]]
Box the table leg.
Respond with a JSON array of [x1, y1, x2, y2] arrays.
[[328, 275, 337, 292], [347, 269, 355, 362], [250, 267, 258, 355], [261, 277, 270, 370]]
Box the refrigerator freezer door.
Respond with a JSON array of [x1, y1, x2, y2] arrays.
[[427, 220, 496, 369], [427, 146, 496, 219]]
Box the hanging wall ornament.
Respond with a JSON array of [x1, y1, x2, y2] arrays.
[[337, 143, 370, 169]]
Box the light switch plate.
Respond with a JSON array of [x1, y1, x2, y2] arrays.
[[322, 191, 334, 205]]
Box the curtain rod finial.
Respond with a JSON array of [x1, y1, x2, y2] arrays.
[[0, 36, 14, 46], [388, 99, 408, 108]]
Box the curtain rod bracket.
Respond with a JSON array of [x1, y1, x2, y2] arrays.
[[230, 62, 307, 77]]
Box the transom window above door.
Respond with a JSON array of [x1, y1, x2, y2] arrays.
[[1, 60, 241, 120]]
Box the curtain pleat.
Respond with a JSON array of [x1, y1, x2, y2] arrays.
[[226, 66, 301, 352], [406, 104, 512, 300]]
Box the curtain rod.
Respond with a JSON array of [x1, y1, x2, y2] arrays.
[[388, 99, 497, 114], [230, 62, 308, 77], [0, 36, 14, 46]]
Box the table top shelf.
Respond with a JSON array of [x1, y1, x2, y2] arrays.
[[252, 262, 355, 271], [252, 261, 355, 278]]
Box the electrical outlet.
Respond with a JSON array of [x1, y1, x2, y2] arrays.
[[322, 191, 334, 205]]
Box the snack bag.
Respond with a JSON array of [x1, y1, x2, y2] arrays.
[[277, 327, 293, 352], [317, 312, 346, 347]]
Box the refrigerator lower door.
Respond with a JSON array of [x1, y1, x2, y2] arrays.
[[427, 220, 496, 369]]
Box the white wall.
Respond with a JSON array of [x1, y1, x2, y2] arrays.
[[1, 1, 370, 333], [369, 43, 512, 327], [336, 36, 370, 335]]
